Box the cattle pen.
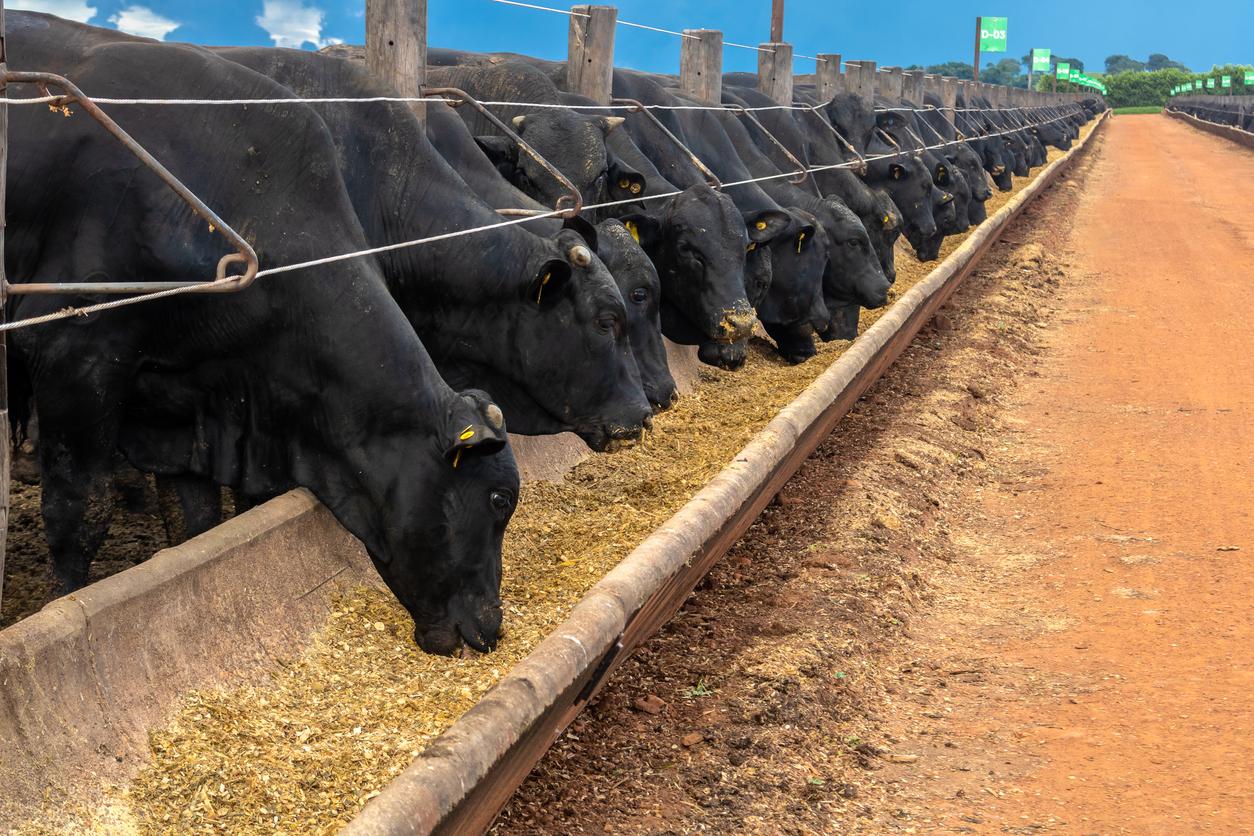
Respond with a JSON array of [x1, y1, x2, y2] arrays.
[[0, 0, 1107, 832]]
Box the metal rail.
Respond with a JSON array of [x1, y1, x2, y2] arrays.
[[611, 97, 723, 188], [3, 70, 258, 295], [424, 85, 583, 218]]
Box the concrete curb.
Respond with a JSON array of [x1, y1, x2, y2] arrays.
[[344, 112, 1111, 836], [1166, 108, 1254, 150]]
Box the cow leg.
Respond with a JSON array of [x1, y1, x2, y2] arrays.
[[37, 417, 120, 594], [155, 473, 223, 546]]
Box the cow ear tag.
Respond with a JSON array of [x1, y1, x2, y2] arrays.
[[755, 220, 767, 231], [746, 242, 756, 253], [452, 449, 463, 469], [882, 214, 893, 229], [459, 425, 476, 442], [796, 231, 806, 254], [624, 220, 640, 244], [618, 178, 632, 190], [536, 272, 551, 304]]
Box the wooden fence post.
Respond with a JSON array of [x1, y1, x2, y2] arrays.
[[877, 66, 904, 100], [903, 69, 926, 105], [816, 53, 841, 101], [846, 60, 876, 105], [0, 0, 9, 613], [567, 5, 617, 105], [681, 29, 723, 103], [366, 0, 427, 119], [757, 42, 793, 104]]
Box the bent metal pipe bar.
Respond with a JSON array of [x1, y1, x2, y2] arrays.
[[3, 70, 259, 295]]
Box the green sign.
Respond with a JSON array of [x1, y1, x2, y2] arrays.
[[1195, 80, 1203, 90], [1246, 71, 1254, 85], [1031, 48, 1052, 73], [1206, 77, 1216, 89], [1221, 75, 1232, 88], [1056, 62, 1071, 80], [979, 16, 1008, 53]]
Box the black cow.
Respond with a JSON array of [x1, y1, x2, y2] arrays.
[[417, 96, 677, 410], [219, 48, 654, 444], [7, 12, 517, 655], [423, 55, 759, 355]]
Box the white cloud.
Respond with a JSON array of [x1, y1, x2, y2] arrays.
[[109, 5, 180, 40], [256, 0, 333, 49], [7, 0, 97, 23]]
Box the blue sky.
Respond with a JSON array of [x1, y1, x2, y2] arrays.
[[9, 0, 1252, 74]]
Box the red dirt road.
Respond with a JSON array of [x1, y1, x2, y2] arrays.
[[897, 114, 1254, 833]]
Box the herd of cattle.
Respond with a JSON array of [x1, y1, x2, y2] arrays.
[[1170, 98, 1254, 131], [4, 12, 1100, 654]]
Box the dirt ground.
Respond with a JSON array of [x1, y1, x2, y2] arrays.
[[494, 115, 1254, 834]]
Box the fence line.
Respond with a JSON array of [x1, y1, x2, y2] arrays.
[[0, 105, 1084, 334]]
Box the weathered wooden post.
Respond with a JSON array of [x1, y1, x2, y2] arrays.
[[816, 53, 842, 101], [769, 0, 784, 43], [0, 0, 8, 611], [926, 74, 959, 128], [903, 69, 926, 105], [366, 0, 426, 119], [846, 60, 876, 105], [877, 66, 904, 100], [757, 42, 793, 104], [681, 29, 722, 103], [567, 5, 617, 104]]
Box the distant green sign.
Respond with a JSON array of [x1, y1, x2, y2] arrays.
[[1206, 77, 1216, 89], [979, 17, 1009, 54], [1056, 62, 1071, 80], [1246, 71, 1254, 85], [1195, 80, 1203, 90], [1221, 75, 1232, 88], [1031, 48, 1052, 73]]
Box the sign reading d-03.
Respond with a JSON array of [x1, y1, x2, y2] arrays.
[[979, 17, 1008, 53]]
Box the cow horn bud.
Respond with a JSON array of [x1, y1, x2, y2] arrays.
[[602, 116, 625, 131], [485, 403, 504, 430], [569, 245, 592, 268], [512, 115, 526, 129]]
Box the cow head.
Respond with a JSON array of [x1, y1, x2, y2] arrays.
[[872, 153, 938, 241], [620, 183, 756, 345], [758, 209, 830, 365], [477, 111, 641, 208], [596, 218, 678, 411], [505, 222, 653, 451], [357, 389, 519, 656], [818, 197, 891, 313]]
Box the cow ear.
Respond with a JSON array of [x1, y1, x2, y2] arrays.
[[745, 210, 789, 244], [935, 164, 950, 186], [529, 259, 572, 306], [474, 135, 519, 172], [889, 163, 905, 181], [608, 156, 646, 201], [794, 222, 817, 255], [618, 211, 662, 251], [562, 215, 599, 253], [444, 391, 508, 468], [594, 115, 626, 134]]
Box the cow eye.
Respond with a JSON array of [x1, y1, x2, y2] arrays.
[[596, 312, 621, 335], [489, 490, 513, 514], [630, 287, 649, 304]]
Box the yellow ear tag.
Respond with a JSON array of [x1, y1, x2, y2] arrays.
[[755, 220, 767, 231], [452, 448, 463, 469], [624, 220, 640, 244], [618, 178, 632, 190], [459, 425, 476, 442], [747, 242, 757, 253], [208, 223, 216, 234], [629, 182, 643, 195], [536, 272, 551, 304], [796, 231, 806, 254]]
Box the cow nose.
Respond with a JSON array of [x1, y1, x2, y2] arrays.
[[721, 309, 757, 341]]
